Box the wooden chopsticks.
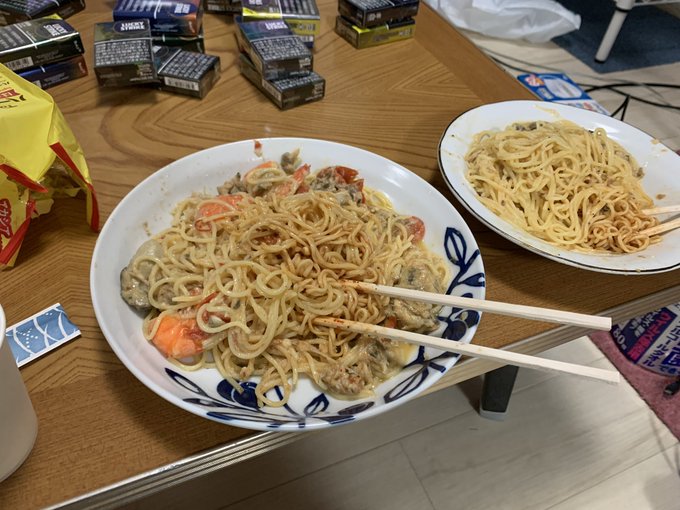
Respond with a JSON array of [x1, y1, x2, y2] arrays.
[[341, 280, 612, 331], [316, 282, 617, 383], [641, 217, 680, 236], [642, 205, 680, 215], [314, 317, 620, 385], [641, 205, 680, 236]]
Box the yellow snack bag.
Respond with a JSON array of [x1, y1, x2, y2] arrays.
[[0, 174, 34, 267], [0, 64, 98, 268]]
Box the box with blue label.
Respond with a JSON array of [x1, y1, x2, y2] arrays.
[[113, 0, 203, 36], [517, 73, 609, 115], [19, 54, 87, 89], [0, 0, 85, 25], [611, 302, 680, 376]]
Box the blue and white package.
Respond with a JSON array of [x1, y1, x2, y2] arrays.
[[113, 0, 203, 36], [7, 303, 81, 367], [611, 303, 680, 377], [18, 55, 88, 90], [517, 73, 609, 115]]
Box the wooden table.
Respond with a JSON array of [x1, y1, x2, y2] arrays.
[[2, 1, 679, 508]]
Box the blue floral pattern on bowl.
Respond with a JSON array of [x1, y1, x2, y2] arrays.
[[165, 226, 485, 430]]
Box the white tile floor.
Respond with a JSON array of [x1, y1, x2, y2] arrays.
[[128, 338, 680, 510], [125, 18, 680, 510]]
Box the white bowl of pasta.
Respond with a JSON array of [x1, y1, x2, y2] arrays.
[[90, 138, 485, 431], [438, 100, 680, 274]]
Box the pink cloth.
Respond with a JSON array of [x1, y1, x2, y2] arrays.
[[590, 331, 680, 440]]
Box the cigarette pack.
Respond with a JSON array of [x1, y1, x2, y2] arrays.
[[113, 0, 203, 36], [335, 15, 414, 48], [204, 0, 241, 13], [238, 53, 323, 110], [0, 16, 84, 72], [153, 28, 205, 53], [18, 54, 87, 89], [235, 17, 312, 80], [153, 45, 220, 98], [337, 0, 419, 28], [241, 0, 320, 39], [94, 20, 157, 87], [0, 0, 85, 25]]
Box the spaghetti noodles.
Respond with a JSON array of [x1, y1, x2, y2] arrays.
[[464, 120, 660, 253], [120, 158, 449, 407]]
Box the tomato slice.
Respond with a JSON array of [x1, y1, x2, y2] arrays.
[[402, 216, 425, 243], [334, 166, 359, 183], [195, 195, 244, 230]]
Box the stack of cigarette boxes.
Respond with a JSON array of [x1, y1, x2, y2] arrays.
[[334, 0, 419, 49], [0, 0, 85, 26], [0, 15, 88, 90], [93, 0, 221, 98], [235, 17, 324, 110]]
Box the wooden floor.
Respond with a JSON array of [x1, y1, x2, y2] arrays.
[[126, 19, 680, 510]]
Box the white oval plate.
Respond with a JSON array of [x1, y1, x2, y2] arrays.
[[91, 138, 486, 431], [438, 100, 680, 274]]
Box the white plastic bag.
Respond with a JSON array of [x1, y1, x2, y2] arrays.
[[424, 0, 581, 43]]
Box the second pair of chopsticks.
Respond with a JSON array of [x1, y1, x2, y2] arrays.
[[319, 280, 619, 385], [642, 205, 680, 236], [315, 317, 620, 385]]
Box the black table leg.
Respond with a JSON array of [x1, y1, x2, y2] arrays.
[[479, 365, 519, 421]]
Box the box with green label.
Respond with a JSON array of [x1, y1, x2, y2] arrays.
[[335, 16, 415, 49]]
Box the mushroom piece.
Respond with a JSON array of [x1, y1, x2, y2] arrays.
[[120, 239, 164, 311]]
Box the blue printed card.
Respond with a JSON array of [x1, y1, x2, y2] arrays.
[[517, 73, 610, 115], [7, 303, 81, 368]]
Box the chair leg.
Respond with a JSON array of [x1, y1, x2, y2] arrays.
[[479, 365, 519, 421], [595, 0, 636, 63]]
